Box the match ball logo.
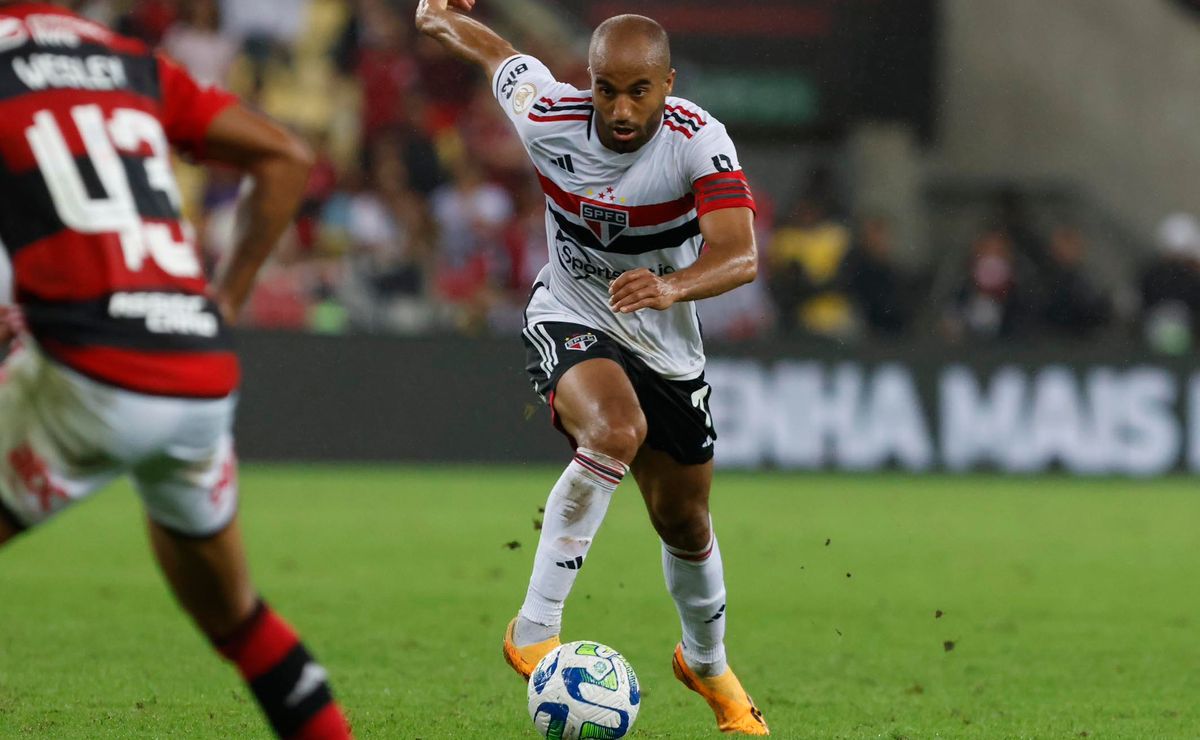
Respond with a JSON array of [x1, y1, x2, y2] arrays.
[[564, 333, 598, 352]]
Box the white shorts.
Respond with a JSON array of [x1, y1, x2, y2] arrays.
[[0, 344, 238, 537]]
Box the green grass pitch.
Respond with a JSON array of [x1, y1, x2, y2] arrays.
[[1, 466, 1199, 738]]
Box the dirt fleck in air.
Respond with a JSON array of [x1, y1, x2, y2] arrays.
[[935, 610, 944, 619], [502, 541, 521, 550], [533, 517, 543, 531], [825, 538, 831, 546], [943, 640, 956, 652]]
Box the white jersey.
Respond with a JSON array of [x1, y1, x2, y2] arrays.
[[492, 55, 755, 380]]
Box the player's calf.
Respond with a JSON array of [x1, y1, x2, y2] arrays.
[[216, 600, 352, 739], [514, 448, 628, 657]]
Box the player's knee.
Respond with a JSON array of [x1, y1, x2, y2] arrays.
[[653, 505, 711, 552], [583, 411, 646, 463]]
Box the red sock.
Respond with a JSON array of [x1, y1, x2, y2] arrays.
[[217, 601, 352, 739]]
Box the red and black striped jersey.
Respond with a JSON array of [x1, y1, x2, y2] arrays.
[[0, 3, 239, 398]]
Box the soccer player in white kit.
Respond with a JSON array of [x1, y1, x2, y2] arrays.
[[0, 3, 351, 736], [417, 1, 768, 733]]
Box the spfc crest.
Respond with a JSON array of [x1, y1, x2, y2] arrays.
[[564, 333, 598, 352], [580, 202, 629, 246]]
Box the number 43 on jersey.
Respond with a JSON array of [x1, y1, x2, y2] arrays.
[[26, 103, 202, 278]]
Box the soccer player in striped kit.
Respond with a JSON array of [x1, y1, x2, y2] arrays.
[[417, 1, 768, 733], [0, 3, 351, 737]]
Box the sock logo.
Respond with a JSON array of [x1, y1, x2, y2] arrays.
[[703, 604, 726, 624], [555, 555, 585, 570], [285, 662, 329, 708]]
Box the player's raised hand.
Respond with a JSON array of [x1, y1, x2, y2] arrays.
[[609, 268, 681, 313]]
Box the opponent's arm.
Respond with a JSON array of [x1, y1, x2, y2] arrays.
[[609, 208, 757, 313], [203, 106, 314, 324], [415, 0, 517, 77]]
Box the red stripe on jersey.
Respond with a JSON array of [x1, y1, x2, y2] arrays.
[[13, 228, 207, 302], [39, 340, 239, 398], [535, 169, 696, 227], [539, 96, 592, 105], [693, 171, 756, 217], [529, 113, 591, 123], [662, 119, 695, 139], [0, 90, 160, 173], [665, 104, 707, 126]]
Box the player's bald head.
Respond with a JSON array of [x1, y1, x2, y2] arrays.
[[589, 14, 671, 76]]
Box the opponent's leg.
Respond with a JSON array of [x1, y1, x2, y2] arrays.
[[138, 425, 350, 740], [507, 358, 643, 678], [633, 447, 768, 735], [148, 517, 352, 739]]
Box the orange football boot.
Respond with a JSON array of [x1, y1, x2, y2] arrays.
[[503, 617, 561, 680], [672, 644, 769, 735]]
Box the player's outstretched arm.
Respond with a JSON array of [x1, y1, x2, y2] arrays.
[[415, 0, 518, 77], [203, 106, 314, 324], [609, 207, 758, 313]]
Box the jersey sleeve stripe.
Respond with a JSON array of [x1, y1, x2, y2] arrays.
[[694, 171, 756, 217], [532, 103, 593, 113], [698, 185, 752, 197], [529, 113, 592, 123], [665, 104, 707, 126], [539, 96, 592, 106], [662, 119, 695, 139], [664, 110, 702, 133]]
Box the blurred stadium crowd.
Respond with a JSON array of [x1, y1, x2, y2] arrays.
[[67, 0, 1200, 352]]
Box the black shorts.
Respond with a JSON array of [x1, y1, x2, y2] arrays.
[[522, 321, 716, 465]]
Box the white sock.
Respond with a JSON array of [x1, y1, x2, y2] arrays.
[[515, 448, 627, 646], [663, 528, 729, 677]]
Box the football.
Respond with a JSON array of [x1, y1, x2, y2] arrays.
[[527, 641, 641, 739]]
